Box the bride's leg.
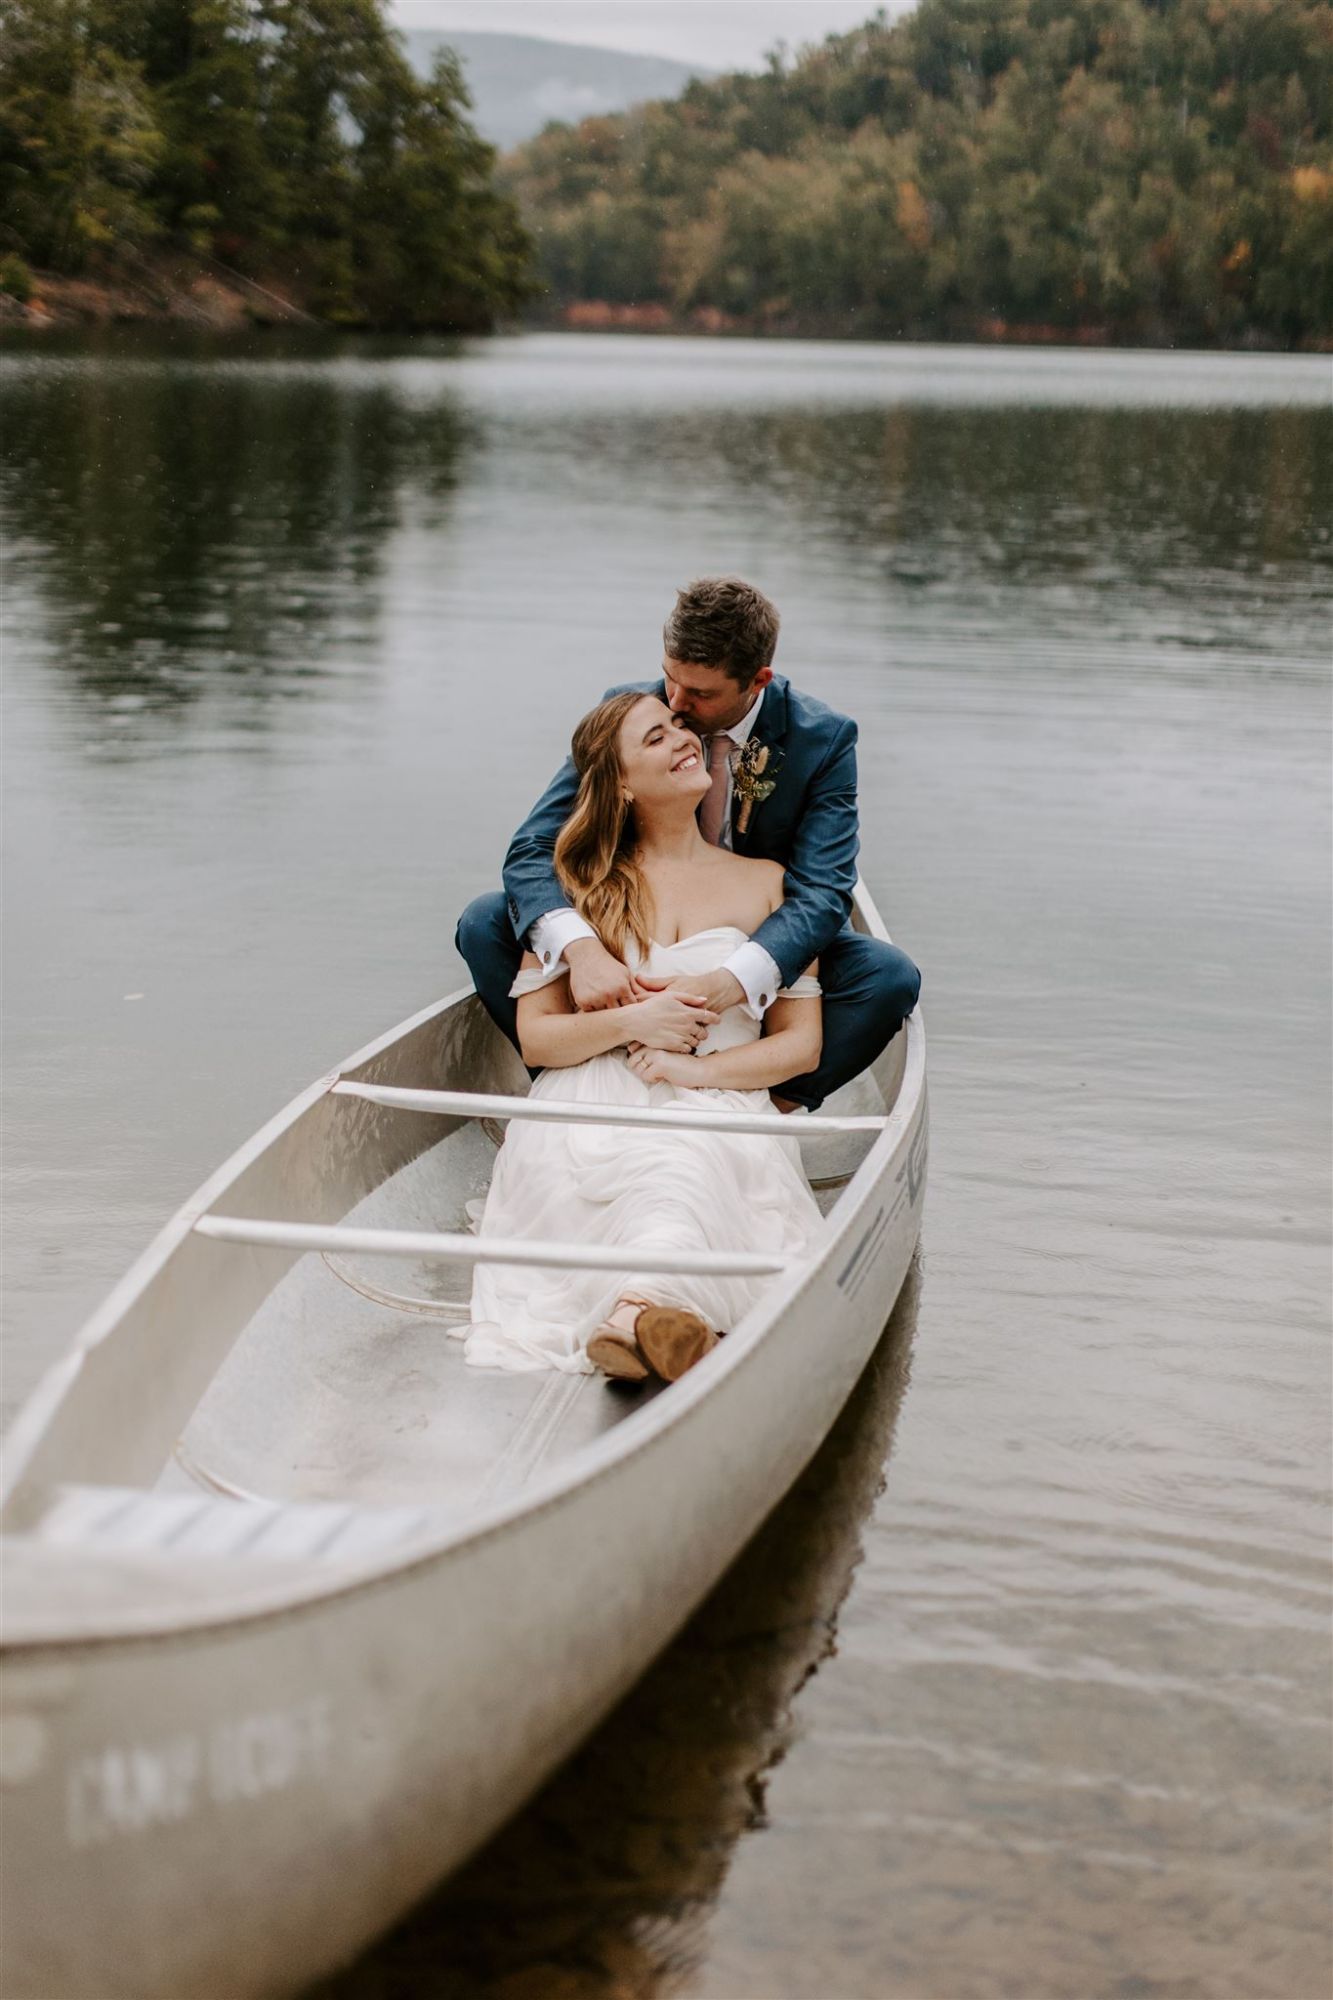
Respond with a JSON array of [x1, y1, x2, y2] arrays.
[[606, 1293, 652, 1329], [587, 1295, 654, 1380]]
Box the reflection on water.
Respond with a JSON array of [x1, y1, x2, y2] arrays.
[[313, 1273, 919, 2000], [3, 340, 1328, 759], [2, 343, 1326, 771], [0, 346, 469, 725], [736, 403, 1331, 621]]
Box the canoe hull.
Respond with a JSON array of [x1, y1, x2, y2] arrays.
[[1, 889, 927, 1998]]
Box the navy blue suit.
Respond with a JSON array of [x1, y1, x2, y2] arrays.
[[456, 676, 919, 1109]]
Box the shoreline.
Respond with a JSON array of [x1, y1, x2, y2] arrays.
[[549, 299, 1328, 353], [3, 265, 1329, 354], [0, 255, 317, 334]]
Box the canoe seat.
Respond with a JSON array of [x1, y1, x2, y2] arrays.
[[30, 1484, 433, 1565]]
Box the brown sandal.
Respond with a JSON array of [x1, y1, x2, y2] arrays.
[[587, 1301, 721, 1383], [634, 1305, 720, 1382], [586, 1325, 650, 1380]]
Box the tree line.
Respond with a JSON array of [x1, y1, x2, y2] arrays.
[[504, 0, 1333, 347], [0, 0, 531, 330]]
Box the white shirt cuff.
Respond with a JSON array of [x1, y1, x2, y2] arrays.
[[529, 907, 597, 969], [724, 942, 784, 1020]]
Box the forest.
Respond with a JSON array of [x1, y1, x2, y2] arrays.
[[504, 0, 1333, 346], [0, 0, 531, 330], [2, 1, 1329, 344]]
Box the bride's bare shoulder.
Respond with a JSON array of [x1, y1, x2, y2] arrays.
[[724, 851, 785, 912]]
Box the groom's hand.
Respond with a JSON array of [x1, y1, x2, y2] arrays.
[[628, 988, 719, 1052], [565, 936, 641, 1011], [650, 969, 746, 1013]]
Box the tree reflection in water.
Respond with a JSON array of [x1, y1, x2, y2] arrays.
[[0, 338, 469, 731], [314, 1263, 921, 2000]]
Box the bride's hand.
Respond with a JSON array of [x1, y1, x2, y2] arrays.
[[649, 968, 746, 1013], [627, 989, 718, 1053], [626, 1045, 705, 1088]]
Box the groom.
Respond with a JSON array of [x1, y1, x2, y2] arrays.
[[456, 576, 920, 1111]]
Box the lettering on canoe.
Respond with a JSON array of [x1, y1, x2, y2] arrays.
[[904, 1117, 928, 1207], [66, 1694, 332, 1847], [836, 1115, 927, 1300], [837, 1204, 888, 1297]]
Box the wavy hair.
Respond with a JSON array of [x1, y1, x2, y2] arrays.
[[553, 692, 654, 963]]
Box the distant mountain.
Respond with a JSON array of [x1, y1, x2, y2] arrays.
[[403, 29, 712, 152]]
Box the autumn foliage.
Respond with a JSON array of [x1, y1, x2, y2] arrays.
[[504, 0, 1333, 346]]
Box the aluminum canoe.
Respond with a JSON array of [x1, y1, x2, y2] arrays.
[[0, 881, 927, 1999]]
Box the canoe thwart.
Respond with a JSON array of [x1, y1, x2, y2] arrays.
[[332, 1081, 889, 1139], [193, 1214, 793, 1278]]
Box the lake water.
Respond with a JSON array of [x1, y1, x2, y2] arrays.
[[2, 333, 1329, 1998]]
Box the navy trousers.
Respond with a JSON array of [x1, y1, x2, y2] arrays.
[[455, 892, 920, 1112]]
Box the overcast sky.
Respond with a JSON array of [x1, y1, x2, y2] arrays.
[[387, 2, 910, 71]]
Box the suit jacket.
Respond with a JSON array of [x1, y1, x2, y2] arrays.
[[503, 675, 859, 992]]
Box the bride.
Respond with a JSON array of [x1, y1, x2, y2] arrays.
[[462, 690, 825, 1384]]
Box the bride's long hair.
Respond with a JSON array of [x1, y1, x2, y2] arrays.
[[554, 692, 654, 962]]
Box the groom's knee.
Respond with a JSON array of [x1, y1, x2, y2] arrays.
[[456, 891, 524, 1048], [828, 932, 921, 1032], [872, 942, 921, 1033], [455, 890, 512, 969]]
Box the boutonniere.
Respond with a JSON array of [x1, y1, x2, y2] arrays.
[[733, 736, 784, 835]]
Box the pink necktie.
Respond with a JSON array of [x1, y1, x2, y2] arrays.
[[699, 732, 733, 846]]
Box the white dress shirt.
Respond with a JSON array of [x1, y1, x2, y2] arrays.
[[529, 690, 785, 1018]]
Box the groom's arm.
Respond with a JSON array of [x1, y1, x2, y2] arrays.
[[502, 754, 582, 948], [747, 721, 860, 992]]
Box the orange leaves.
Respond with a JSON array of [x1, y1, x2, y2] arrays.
[[895, 180, 931, 251], [1290, 165, 1333, 202]]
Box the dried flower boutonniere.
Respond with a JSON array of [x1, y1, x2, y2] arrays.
[[733, 737, 783, 835]]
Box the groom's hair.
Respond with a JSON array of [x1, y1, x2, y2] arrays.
[[663, 577, 779, 684]]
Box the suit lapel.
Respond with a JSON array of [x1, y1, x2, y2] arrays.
[[756, 675, 789, 745]]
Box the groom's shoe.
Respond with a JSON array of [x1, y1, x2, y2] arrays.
[[634, 1306, 720, 1382]]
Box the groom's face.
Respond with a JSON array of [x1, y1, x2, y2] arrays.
[[663, 657, 772, 733]]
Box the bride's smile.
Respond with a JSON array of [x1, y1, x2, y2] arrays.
[[618, 698, 710, 810]]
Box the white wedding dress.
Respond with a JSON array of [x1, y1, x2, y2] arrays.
[[461, 925, 825, 1372]]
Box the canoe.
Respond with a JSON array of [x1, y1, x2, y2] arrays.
[[0, 880, 927, 1999]]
